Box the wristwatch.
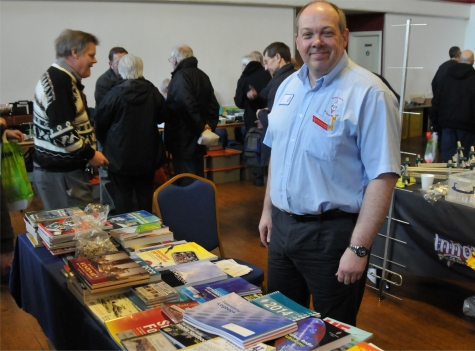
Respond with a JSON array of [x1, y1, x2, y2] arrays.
[[348, 244, 369, 257]]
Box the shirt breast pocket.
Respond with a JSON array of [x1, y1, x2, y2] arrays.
[[304, 116, 343, 162]]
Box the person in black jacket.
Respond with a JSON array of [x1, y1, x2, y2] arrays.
[[94, 54, 167, 214], [234, 53, 272, 133], [431, 46, 461, 97], [165, 45, 220, 181], [247, 42, 296, 186], [429, 50, 475, 162]]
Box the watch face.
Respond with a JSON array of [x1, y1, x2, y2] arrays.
[[356, 247, 368, 257]]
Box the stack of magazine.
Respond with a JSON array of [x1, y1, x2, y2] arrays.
[[128, 281, 180, 310]]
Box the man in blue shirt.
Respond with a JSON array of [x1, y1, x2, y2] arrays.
[[258, 0, 401, 325]]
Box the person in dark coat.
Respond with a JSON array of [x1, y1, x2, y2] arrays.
[[94, 54, 167, 214], [429, 50, 475, 162], [94, 46, 128, 214], [234, 53, 271, 132], [431, 46, 461, 97], [165, 45, 219, 180], [247, 42, 296, 186]]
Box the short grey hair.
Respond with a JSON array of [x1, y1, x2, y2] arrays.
[[250, 51, 264, 64], [55, 29, 99, 59], [118, 54, 143, 79], [171, 45, 194, 64], [241, 54, 257, 66], [160, 78, 170, 94]]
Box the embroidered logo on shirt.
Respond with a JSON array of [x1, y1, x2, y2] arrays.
[[313, 115, 328, 130], [324, 96, 344, 131], [279, 94, 294, 105]]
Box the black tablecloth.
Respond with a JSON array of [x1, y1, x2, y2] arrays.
[[371, 185, 475, 281], [9, 234, 120, 350]]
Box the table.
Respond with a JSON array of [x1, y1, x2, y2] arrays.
[[10, 234, 120, 350], [371, 184, 475, 283]]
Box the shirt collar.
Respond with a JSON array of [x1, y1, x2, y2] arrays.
[[297, 51, 349, 89], [56, 58, 81, 82]]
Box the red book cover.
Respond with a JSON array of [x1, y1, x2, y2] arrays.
[[104, 306, 172, 347], [68, 252, 150, 288]]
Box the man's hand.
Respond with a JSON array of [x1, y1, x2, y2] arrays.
[[6, 129, 24, 142], [336, 248, 367, 284], [204, 124, 211, 131], [254, 118, 263, 129], [88, 151, 109, 167], [258, 207, 272, 248], [247, 85, 257, 100]]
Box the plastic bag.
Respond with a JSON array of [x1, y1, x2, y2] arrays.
[[424, 131, 439, 163], [423, 181, 448, 204], [73, 204, 117, 258], [1, 132, 33, 210], [463, 296, 475, 317]]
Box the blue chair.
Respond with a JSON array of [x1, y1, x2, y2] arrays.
[[152, 173, 265, 288]]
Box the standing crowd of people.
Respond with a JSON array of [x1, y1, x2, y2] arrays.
[[19, 0, 474, 327]]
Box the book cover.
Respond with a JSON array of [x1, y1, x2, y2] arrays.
[[131, 281, 179, 305], [132, 256, 162, 283], [160, 322, 216, 348], [183, 292, 297, 349], [110, 223, 169, 239], [66, 274, 132, 303], [135, 242, 218, 272], [69, 251, 150, 289], [86, 293, 140, 323], [161, 301, 200, 323], [104, 306, 172, 347], [25, 232, 43, 248], [250, 291, 319, 322], [128, 240, 187, 259], [38, 217, 94, 245], [161, 261, 227, 288], [346, 341, 384, 351], [120, 231, 174, 249], [274, 318, 352, 351], [108, 210, 161, 229], [180, 337, 275, 350], [179, 277, 261, 303], [25, 207, 84, 226], [122, 332, 178, 351], [323, 317, 373, 350]]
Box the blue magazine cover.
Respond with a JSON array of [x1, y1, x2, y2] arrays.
[[250, 291, 319, 321]]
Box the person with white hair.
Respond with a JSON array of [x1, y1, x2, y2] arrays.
[[159, 78, 170, 100], [94, 54, 168, 214], [165, 45, 220, 181]]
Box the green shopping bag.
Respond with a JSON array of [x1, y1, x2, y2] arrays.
[[1, 131, 33, 211]]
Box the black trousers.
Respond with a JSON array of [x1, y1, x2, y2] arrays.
[[109, 172, 154, 215], [267, 205, 366, 326]]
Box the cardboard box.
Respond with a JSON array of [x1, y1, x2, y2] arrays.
[[207, 168, 241, 184], [446, 170, 475, 208], [206, 148, 241, 169]]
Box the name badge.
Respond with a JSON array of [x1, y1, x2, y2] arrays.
[[279, 94, 294, 105], [313, 115, 328, 130]]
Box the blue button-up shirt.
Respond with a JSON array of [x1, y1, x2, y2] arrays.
[[264, 52, 401, 215]]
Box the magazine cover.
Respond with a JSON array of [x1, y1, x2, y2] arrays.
[[135, 242, 217, 271], [323, 317, 373, 350], [69, 252, 150, 288], [250, 291, 319, 321], [108, 210, 161, 229], [86, 294, 140, 323], [122, 332, 177, 351]]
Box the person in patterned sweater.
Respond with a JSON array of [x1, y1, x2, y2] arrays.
[[33, 29, 108, 210]]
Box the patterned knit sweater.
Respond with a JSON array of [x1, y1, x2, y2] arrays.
[[33, 63, 96, 172]]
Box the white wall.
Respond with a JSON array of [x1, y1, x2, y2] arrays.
[[382, 13, 467, 102], [465, 5, 475, 52], [0, 1, 294, 107]]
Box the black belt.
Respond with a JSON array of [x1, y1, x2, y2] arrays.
[[282, 209, 357, 222]]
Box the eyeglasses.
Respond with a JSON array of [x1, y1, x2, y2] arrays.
[[168, 57, 174, 63], [111, 61, 120, 66]]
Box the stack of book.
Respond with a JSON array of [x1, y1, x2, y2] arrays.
[[179, 276, 262, 303], [68, 251, 151, 294], [109, 223, 174, 249], [24, 207, 84, 248], [107, 210, 161, 230], [127, 281, 180, 310]]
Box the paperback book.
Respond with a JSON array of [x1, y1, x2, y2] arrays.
[[273, 317, 352, 351], [69, 251, 150, 290], [323, 317, 373, 350], [130, 281, 180, 306], [66, 273, 132, 303], [108, 210, 161, 230], [250, 291, 320, 322], [122, 332, 178, 351], [135, 242, 218, 272], [86, 293, 140, 323], [160, 321, 217, 348], [346, 341, 384, 351], [161, 260, 227, 288], [183, 292, 297, 349], [179, 276, 261, 303], [104, 306, 172, 347], [25, 207, 84, 226], [180, 337, 276, 350], [160, 301, 200, 323], [126, 240, 187, 259]]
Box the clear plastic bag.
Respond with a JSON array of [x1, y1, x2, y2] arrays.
[[423, 181, 448, 204], [73, 204, 117, 258], [424, 131, 439, 163]]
